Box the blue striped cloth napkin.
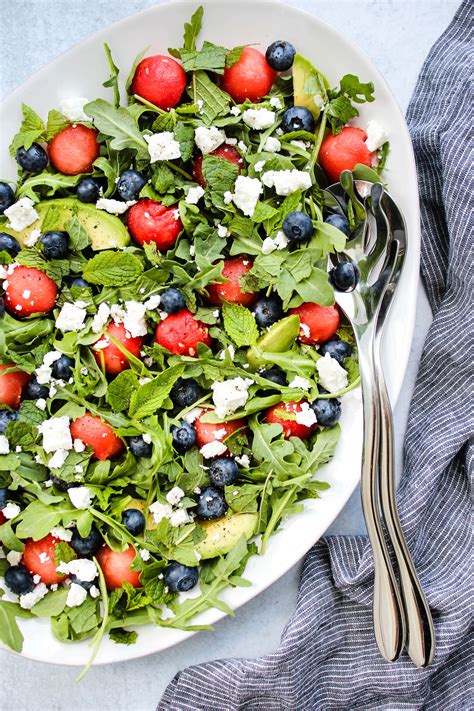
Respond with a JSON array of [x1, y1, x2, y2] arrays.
[[159, 2, 473, 708]]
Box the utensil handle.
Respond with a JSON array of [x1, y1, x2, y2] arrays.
[[358, 342, 405, 662], [376, 368, 436, 667]]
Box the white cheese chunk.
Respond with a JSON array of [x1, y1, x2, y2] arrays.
[[194, 126, 226, 154], [200, 440, 228, 459], [4, 198, 39, 232], [0, 435, 10, 454], [263, 136, 281, 153], [289, 376, 311, 391], [166, 486, 185, 506], [145, 131, 181, 161], [242, 108, 276, 130], [96, 198, 136, 215], [231, 175, 262, 217], [295, 402, 317, 427], [55, 302, 87, 332], [68, 486, 94, 510], [91, 303, 111, 333], [261, 169, 312, 195], [169, 508, 193, 527], [364, 120, 389, 152], [66, 583, 88, 608], [149, 501, 173, 524], [316, 353, 348, 393], [48, 449, 69, 470], [19, 583, 48, 610], [185, 185, 205, 205], [38, 416, 72, 453], [269, 97, 283, 109], [211, 377, 253, 418], [2, 502, 20, 519], [123, 300, 147, 337], [59, 97, 90, 122]]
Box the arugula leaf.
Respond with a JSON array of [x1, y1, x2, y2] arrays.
[[325, 95, 358, 135], [17, 172, 85, 201], [192, 71, 230, 125], [46, 109, 69, 140], [222, 302, 258, 347], [181, 41, 228, 74], [83, 99, 148, 158], [16, 500, 72, 540], [226, 46, 245, 68], [339, 74, 375, 103], [0, 602, 24, 653], [125, 46, 150, 93], [83, 251, 144, 286], [9, 103, 45, 154], [109, 627, 138, 645], [128, 363, 185, 419], [30, 588, 68, 618], [103, 43, 121, 108]]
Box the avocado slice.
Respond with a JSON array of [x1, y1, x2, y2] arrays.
[[1, 197, 130, 251], [196, 513, 258, 560], [293, 53, 330, 119], [247, 314, 300, 367]]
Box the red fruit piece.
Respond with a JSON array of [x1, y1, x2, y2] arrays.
[[319, 127, 373, 184], [22, 534, 67, 585], [70, 413, 124, 461], [96, 544, 141, 591], [206, 256, 256, 307], [131, 55, 187, 110], [0, 511, 5, 525], [193, 145, 244, 187], [127, 198, 183, 251], [264, 400, 317, 440], [4, 265, 57, 316], [155, 308, 212, 357], [194, 409, 247, 454], [0, 364, 29, 409], [222, 47, 277, 104], [92, 322, 144, 375], [289, 303, 340, 345], [49, 124, 100, 176]]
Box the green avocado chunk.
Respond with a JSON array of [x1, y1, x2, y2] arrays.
[[247, 314, 300, 367], [196, 513, 258, 560], [293, 53, 330, 119], [2, 197, 130, 251]]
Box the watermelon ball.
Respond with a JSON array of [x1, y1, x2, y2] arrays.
[[127, 198, 183, 251], [96, 544, 141, 591], [264, 400, 317, 440], [155, 308, 212, 357], [289, 303, 340, 345], [193, 145, 243, 187], [194, 409, 246, 455], [222, 47, 277, 104], [70, 413, 124, 461], [22, 534, 66, 585], [4, 265, 58, 317], [49, 124, 100, 175], [92, 321, 145, 375], [206, 256, 256, 307], [319, 127, 373, 184], [131, 55, 187, 110], [0, 364, 30, 409]]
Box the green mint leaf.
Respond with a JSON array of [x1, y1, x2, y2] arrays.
[[5, 420, 37, 449], [180, 41, 228, 75], [193, 71, 230, 125], [15, 250, 70, 283], [339, 74, 375, 104], [46, 109, 69, 140], [151, 163, 176, 194], [83, 251, 144, 286], [173, 122, 195, 162], [326, 95, 359, 135], [252, 201, 278, 223], [18, 400, 49, 426], [106, 370, 139, 413], [9, 103, 45, 155], [202, 155, 238, 208], [65, 216, 90, 251], [151, 111, 176, 133], [222, 302, 258, 347], [0, 602, 24, 653], [125, 46, 150, 92], [109, 628, 138, 645], [226, 46, 245, 68], [83, 99, 148, 157], [183, 5, 203, 52], [193, 224, 226, 271], [54, 541, 76, 568], [103, 43, 121, 108], [128, 363, 185, 419]]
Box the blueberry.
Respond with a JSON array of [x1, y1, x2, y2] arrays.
[[265, 40, 296, 71], [70, 525, 103, 557], [4, 565, 35, 595], [116, 170, 146, 202], [16, 143, 48, 174], [70, 277, 91, 289], [0, 233, 21, 257], [252, 294, 284, 328], [0, 182, 16, 215], [170, 378, 202, 408], [128, 435, 152, 458], [160, 288, 186, 314], [69, 574, 94, 591], [196, 485, 227, 519], [122, 508, 146, 535], [52, 354, 74, 380], [49, 475, 77, 492], [209, 458, 240, 487], [320, 339, 352, 366], [164, 561, 199, 593], [282, 211, 313, 243], [281, 106, 315, 134], [0, 410, 17, 434], [77, 177, 102, 204], [39, 231, 69, 260], [0, 297, 4, 316], [261, 367, 287, 387], [329, 262, 359, 292], [0, 488, 10, 508], [171, 421, 196, 453], [310, 398, 341, 426], [24, 376, 49, 400], [325, 213, 349, 236]]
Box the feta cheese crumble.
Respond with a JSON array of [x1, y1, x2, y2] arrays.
[[66, 583, 88, 608], [55, 301, 87, 332], [96, 198, 136, 215], [0, 435, 10, 454], [2, 502, 20, 519], [185, 185, 205, 205], [169, 509, 193, 527], [123, 300, 147, 337], [230, 175, 263, 217], [59, 97, 90, 122], [316, 353, 348, 393], [4, 198, 39, 232], [19, 583, 48, 610], [38, 416, 72, 453], [68, 486, 94, 510], [289, 376, 311, 391], [254, 160, 266, 173], [6, 550, 22, 566], [211, 377, 253, 418], [35, 398, 47, 411], [230, 106, 241, 116], [235, 454, 250, 468], [194, 126, 226, 154], [364, 120, 389, 152], [200, 440, 228, 459], [242, 108, 276, 130], [140, 549, 151, 562], [50, 526, 73, 542], [145, 131, 181, 161], [263, 136, 281, 153], [295, 402, 317, 427], [269, 97, 283, 109], [24, 227, 41, 247], [58, 558, 98, 582], [261, 230, 288, 254], [91, 303, 111, 333], [149, 501, 173, 524], [261, 169, 312, 195], [48, 449, 69, 470], [166, 486, 185, 506]]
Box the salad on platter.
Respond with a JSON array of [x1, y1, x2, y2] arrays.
[[0, 6, 388, 673]]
